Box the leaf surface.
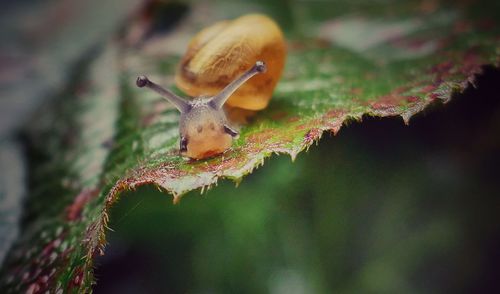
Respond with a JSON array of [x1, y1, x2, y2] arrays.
[[1, 0, 498, 292]]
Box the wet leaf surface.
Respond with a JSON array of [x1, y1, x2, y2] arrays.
[[1, 0, 499, 292]]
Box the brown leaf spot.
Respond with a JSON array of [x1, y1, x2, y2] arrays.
[[247, 129, 278, 144], [65, 266, 85, 292], [420, 84, 437, 94], [304, 128, 322, 145], [430, 93, 442, 101], [26, 282, 40, 294], [406, 96, 420, 103], [461, 48, 482, 75], [325, 109, 346, 119], [271, 111, 289, 121], [295, 119, 322, 131], [66, 188, 100, 221], [350, 87, 363, 96], [430, 61, 454, 82], [370, 101, 397, 111]]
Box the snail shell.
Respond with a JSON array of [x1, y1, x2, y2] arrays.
[[175, 14, 287, 110]]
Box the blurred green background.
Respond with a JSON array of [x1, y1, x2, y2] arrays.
[[1, 0, 499, 293], [95, 68, 500, 293]]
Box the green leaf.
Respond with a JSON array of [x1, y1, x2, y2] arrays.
[[1, 0, 498, 292]]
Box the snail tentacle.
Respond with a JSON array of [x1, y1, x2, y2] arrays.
[[136, 76, 191, 113], [223, 125, 239, 137], [180, 136, 188, 152], [209, 61, 267, 110]]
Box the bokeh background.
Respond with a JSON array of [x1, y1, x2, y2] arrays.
[[1, 0, 499, 293]]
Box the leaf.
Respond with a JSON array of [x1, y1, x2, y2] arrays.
[[109, 3, 499, 199], [1, 0, 498, 292], [0, 45, 121, 293]]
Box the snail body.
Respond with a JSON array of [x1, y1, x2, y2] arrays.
[[136, 14, 286, 159]]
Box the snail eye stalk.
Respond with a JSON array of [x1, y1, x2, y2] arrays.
[[136, 76, 191, 113], [209, 61, 267, 110]]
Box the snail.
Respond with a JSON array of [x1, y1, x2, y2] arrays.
[[136, 61, 267, 159], [136, 14, 286, 159]]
